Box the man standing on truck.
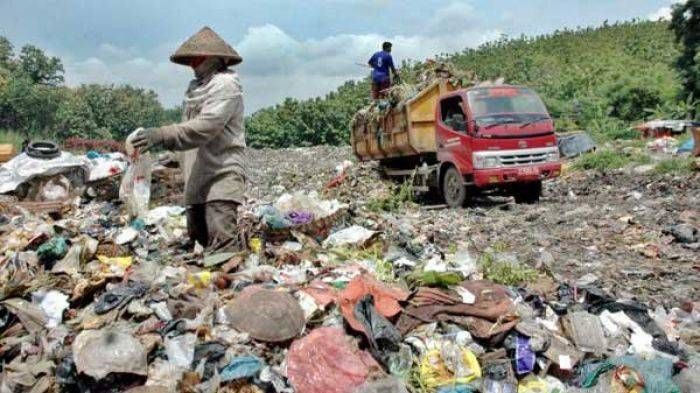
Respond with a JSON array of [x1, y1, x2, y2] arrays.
[[368, 41, 399, 99], [130, 26, 246, 252]]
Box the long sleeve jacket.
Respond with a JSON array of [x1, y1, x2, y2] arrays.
[[155, 70, 246, 205]]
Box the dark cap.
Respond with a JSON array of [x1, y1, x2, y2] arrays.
[[382, 41, 392, 50]]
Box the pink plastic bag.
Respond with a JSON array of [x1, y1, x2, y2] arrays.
[[286, 327, 383, 393]]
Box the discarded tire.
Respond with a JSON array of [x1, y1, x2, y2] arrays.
[[26, 141, 60, 159]]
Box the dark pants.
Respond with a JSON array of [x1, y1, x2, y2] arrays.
[[186, 201, 242, 252], [371, 80, 391, 99]]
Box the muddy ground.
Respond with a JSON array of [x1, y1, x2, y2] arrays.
[[247, 146, 699, 308]]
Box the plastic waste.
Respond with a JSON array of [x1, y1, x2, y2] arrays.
[[612, 356, 679, 393], [93, 281, 148, 314], [202, 252, 236, 268], [287, 327, 382, 393], [2, 298, 48, 334], [273, 191, 347, 220], [115, 226, 139, 245], [557, 132, 596, 158], [40, 175, 71, 201], [323, 225, 377, 248], [72, 328, 148, 380], [418, 347, 481, 389], [121, 131, 152, 218], [563, 311, 607, 354], [145, 359, 184, 391], [338, 274, 408, 333], [357, 377, 409, 393], [354, 294, 402, 364], [677, 138, 694, 153], [0, 151, 89, 194], [484, 379, 517, 393], [219, 356, 263, 382], [286, 210, 314, 225], [191, 341, 227, 379], [37, 237, 68, 267], [437, 385, 477, 393], [517, 375, 566, 393], [31, 290, 69, 328], [453, 247, 478, 277], [515, 335, 536, 375], [97, 255, 133, 275], [611, 366, 645, 393], [482, 361, 517, 393], [164, 333, 197, 369]]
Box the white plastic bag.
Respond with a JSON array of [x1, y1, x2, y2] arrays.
[[120, 129, 152, 218]]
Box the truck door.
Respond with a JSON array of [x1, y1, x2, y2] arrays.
[[437, 95, 472, 173]]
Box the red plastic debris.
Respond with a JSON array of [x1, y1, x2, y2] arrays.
[[287, 327, 383, 393], [302, 280, 337, 308], [338, 274, 408, 332]]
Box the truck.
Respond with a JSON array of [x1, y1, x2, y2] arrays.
[[350, 80, 561, 207]]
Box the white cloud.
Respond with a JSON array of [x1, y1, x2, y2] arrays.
[[62, 1, 499, 112], [647, 1, 686, 21], [648, 6, 672, 20]]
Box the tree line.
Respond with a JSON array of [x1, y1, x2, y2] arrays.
[[0, 36, 181, 143], [246, 18, 699, 147], [1, 12, 698, 149]]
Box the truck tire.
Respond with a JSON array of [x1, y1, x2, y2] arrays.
[[442, 166, 467, 208], [514, 181, 542, 204]]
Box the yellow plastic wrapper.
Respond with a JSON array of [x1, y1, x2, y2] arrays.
[[518, 375, 567, 393], [418, 348, 481, 390], [518, 376, 549, 393], [187, 271, 212, 288], [249, 238, 262, 254], [97, 255, 133, 269]]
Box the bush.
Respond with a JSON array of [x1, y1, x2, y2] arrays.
[[478, 251, 539, 286], [573, 149, 634, 171], [654, 157, 694, 174]]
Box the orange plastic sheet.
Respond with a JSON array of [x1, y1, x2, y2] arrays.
[[338, 274, 409, 332]]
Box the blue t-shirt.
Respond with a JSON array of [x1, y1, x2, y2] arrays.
[[368, 51, 394, 83]]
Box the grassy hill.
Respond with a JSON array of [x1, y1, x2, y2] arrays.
[[245, 20, 684, 148]]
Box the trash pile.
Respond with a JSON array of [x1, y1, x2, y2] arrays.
[[351, 61, 479, 130], [0, 144, 697, 393]]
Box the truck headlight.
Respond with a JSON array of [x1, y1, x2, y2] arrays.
[[473, 154, 500, 169], [546, 150, 560, 162]]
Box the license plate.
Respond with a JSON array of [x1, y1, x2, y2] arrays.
[[518, 166, 539, 176]]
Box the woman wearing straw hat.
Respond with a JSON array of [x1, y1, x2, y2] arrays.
[[132, 26, 246, 252]]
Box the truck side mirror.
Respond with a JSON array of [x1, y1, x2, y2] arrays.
[[451, 114, 467, 132]]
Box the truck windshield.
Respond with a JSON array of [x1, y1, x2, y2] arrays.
[[467, 87, 549, 126]]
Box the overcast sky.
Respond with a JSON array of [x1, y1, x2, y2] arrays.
[[0, 0, 677, 113]]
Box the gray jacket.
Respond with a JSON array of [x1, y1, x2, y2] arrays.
[[155, 70, 246, 205]]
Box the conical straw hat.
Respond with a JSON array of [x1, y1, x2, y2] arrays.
[[170, 26, 242, 66]]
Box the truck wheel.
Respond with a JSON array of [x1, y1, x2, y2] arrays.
[[442, 166, 467, 208], [514, 181, 542, 204]]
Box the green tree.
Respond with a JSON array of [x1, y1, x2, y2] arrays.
[[0, 37, 14, 70], [18, 45, 64, 86], [246, 20, 683, 146], [670, 0, 700, 118], [55, 84, 165, 139]]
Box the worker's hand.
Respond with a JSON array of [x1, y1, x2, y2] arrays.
[[131, 127, 163, 153], [156, 151, 179, 168]]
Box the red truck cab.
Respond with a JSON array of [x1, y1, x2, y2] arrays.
[[435, 85, 561, 206]]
